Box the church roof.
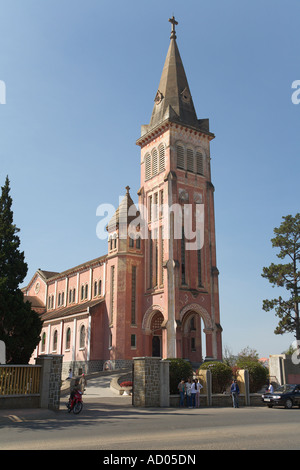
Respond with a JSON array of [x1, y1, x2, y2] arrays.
[[24, 295, 45, 309], [38, 270, 60, 279], [144, 17, 202, 134], [40, 298, 104, 321]]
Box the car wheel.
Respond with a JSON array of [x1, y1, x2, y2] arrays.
[[285, 398, 293, 409], [267, 404, 273, 408]]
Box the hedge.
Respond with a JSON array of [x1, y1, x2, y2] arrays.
[[198, 361, 232, 393], [235, 360, 268, 392], [168, 358, 193, 394]]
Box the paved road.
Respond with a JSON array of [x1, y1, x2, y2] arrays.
[[0, 374, 300, 451]]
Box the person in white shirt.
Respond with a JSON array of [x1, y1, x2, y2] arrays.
[[185, 378, 192, 408], [191, 378, 203, 408]]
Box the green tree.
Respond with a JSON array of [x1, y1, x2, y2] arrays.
[[234, 347, 268, 392], [198, 361, 232, 393], [262, 214, 300, 351], [168, 358, 193, 394], [237, 346, 259, 363], [0, 176, 42, 363]]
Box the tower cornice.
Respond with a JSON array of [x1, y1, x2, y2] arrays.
[[136, 119, 215, 148]]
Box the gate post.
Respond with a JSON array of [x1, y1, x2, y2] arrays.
[[133, 357, 169, 407], [160, 359, 170, 407], [237, 369, 250, 406], [36, 354, 63, 410]]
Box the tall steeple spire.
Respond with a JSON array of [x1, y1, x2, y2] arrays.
[[147, 16, 200, 133]]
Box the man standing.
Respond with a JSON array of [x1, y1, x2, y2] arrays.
[[230, 380, 240, 408], [79, 373, 87, 394], [178, 379, 186, 407]]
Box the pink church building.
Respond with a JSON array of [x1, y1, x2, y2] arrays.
[[25, 17, 222, 376]]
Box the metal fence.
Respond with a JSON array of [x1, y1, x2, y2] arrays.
[[0, 365, 41, 396]]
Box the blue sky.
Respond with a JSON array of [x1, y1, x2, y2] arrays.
[[0, 0, 299, 358]]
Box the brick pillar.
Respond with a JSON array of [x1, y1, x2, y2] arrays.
[[133, 357, 169, 407], [36, 354, 63, 410], [160, 359, 170, 407]]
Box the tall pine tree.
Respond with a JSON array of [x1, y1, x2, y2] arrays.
[[0, 176, 42, 363], [262, 214, 300, 349]]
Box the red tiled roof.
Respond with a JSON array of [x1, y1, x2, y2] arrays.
[[40, 298, 105, 322]]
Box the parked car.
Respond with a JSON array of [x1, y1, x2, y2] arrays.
[[262, 384, 300, 409]]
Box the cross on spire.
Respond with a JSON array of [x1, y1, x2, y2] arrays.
[[168, 15, 178, 39]]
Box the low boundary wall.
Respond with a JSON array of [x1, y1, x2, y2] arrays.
[[0, 355, 63, 410]]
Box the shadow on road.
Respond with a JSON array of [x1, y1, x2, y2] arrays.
[[0, 396, 205, 433]]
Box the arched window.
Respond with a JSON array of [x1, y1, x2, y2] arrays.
[[53, 330, 58, 351], [145, 153, 151, 180], [177, 144, 185, 169], [98, 279, 102, 296], [158, 144, 165, 172], [196, 151, 204, 175], [41, 332, 46, 352], [136, 235, 141, 249], [85, 284, 88, 299], [66, 328, 71, 350], [81, 285, 84, 300], [79, 325, 86, 349], [94, 280, 98, 297], [190, 316, 196, 331], [152, 148, 158, 176], [187, 148, 194, 172]]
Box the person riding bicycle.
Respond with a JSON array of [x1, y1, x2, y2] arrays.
[[69, 378, 81, 408]]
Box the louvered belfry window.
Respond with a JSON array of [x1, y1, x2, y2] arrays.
[[177, 144, 185, 169], [187, 148, 194, 172], [152, 148, 158, 176], [196, 151, 204, 175], [159, 144, 165, 172], [145, 153, 151, 180]]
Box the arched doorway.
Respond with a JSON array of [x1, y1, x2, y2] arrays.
[[180, 304, 214, 362], [152, 336, 161, 357], [150, 311, 164, 357], [181, 312, 203, 363]]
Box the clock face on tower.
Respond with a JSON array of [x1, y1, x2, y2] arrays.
[[154, 90, 164, 105], [181, 87, 191, 103]]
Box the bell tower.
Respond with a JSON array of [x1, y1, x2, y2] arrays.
[[136, 17, 222, 362]]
